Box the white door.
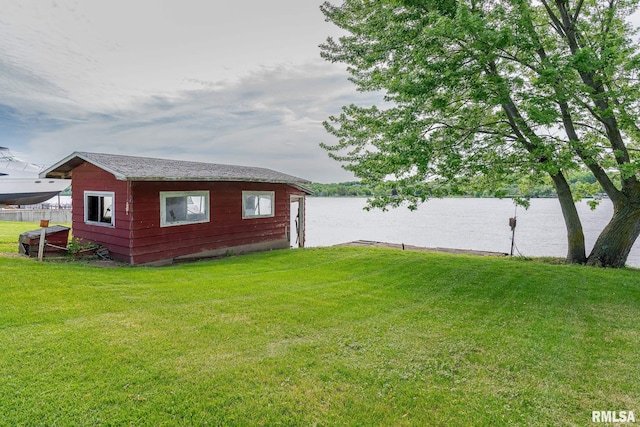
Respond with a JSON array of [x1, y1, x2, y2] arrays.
[[290, 196, 305, 248]]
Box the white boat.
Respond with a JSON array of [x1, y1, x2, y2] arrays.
[[0, 147, 70, 205]]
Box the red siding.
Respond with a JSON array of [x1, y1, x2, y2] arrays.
[[70, 162, 305, 265], [71, 163, 132, 263], [129, 181, 302, 265]]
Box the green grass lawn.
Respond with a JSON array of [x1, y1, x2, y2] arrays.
[[1, 221, 639, 425], [0, 221, 53, 253]]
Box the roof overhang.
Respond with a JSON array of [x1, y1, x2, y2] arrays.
[[40, 152, 314, 194], [40, 152, 122, 180]]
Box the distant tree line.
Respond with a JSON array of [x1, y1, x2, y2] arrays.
[[311, 170, 603, 200], [309, 182, 378, 197]]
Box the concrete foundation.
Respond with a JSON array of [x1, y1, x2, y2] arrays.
[[140, 238, 292, 266]]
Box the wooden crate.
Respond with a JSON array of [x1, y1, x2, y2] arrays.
[[18, 226, 70, 257]]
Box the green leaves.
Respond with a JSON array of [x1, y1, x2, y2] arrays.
[[320, 0, 640, 200], [320, 0, 640, 266]]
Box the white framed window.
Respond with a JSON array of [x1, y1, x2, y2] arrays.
[[160, 191, 209, 227], [242, 191, 275, 219], [84, 191, 114, 227]]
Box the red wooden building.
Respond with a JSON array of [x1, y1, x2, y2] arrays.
[[41, 152, 311, 265]]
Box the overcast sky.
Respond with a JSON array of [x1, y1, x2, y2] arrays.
[[0, 0, 378, 182], [4, 2, 638, 184]]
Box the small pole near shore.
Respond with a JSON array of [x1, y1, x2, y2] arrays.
[[38, 219, 49, 262], [509, 206, 517, 256]]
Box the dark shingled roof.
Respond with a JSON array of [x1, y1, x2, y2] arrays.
[[41, 152, 312, 193]]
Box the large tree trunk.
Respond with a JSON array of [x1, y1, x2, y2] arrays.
[[586, 201, 640, 267], [551, 173, 587, 264]]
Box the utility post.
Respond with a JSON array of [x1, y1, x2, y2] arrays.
[[509, 217, 517, 256], [38, 219, 49, 262]]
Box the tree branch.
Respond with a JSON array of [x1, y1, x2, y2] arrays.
[[546, 0, 638, 193], [540, 0, 568, 38], [573, 0, 585, 23]]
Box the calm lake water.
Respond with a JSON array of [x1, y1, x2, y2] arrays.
[[304, 197, 640, 268]]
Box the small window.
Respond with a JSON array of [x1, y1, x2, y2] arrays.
[[160, 191, 209, 227], [85, 191, 114, 226], [243, 191, 275, 218]]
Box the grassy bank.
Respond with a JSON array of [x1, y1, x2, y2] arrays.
[[1, 222, 639, 425]]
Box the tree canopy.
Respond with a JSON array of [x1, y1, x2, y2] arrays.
[[320, 0, 640, 267]]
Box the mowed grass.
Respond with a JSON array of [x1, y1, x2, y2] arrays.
[[0, 221, 57, 253], [1, 222, 639, 425]]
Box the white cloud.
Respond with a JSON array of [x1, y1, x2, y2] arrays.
[[0, 0, 340, 109], [0, 0, 375, 182], [20, 62, 381, 182]]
